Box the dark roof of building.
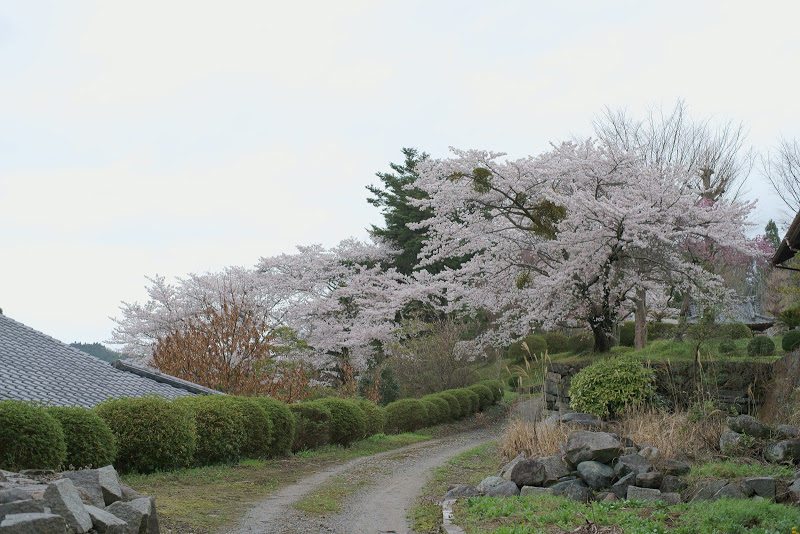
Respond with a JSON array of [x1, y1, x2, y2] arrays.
[[772, 210, 800, 265], [0, 313, 220, 408]]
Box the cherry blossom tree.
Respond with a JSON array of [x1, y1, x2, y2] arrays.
[[411, 139, 758, 353]]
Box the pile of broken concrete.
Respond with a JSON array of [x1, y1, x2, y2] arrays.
[[446, 424, 800, 505], [0, 465, 158, 534]]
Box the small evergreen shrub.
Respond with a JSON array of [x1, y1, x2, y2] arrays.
[[174, 396, 247, 466], [718, 338, 737, 354], [543, 332, 569, 354], [354, 398, 385, 437], [314, 398, 366, 446], [47, 406, 116, 469], [481, 380, 504, 402], [747, 336, 776, 357], [289, 401, 332, 452], [420, 399, 440, 426], [0, 401, 66, 471], [436, 392, 461, 420], [570, 357, 655, 417], [568, 332, 593, 353], [463, 388, 481, 414], [384, 399, 428, 434], [254, 397, 295, 457], [783, 330, 800, 352], [445, 389, 473, 418], [507, 375, 522, 388], [468, 384, 494, 411], [228, 397, 273, 459], [619, 322, 635, 347], [356, 365, 401, 406], [421, 395, 451, 424], [719, 322, 752, 340], [94, 396, 196, 473], [647, 322, 677, 341], [508, 334, 548, 362], [778, 307, 800, 329]]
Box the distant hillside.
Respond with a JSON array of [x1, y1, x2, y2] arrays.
[[70, 342, 129, 363]]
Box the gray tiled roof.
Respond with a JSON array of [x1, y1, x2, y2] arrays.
[[0, 314, 202, 407]]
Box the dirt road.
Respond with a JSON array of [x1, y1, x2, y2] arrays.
[[225, 426, 499, 534]]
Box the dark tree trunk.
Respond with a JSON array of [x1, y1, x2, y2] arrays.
[[635, 287, 648, 350]]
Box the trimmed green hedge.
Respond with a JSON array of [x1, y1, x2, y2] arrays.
[[173, 396, 247, 466], [783, 330, 800, 352], [543, 332, 569, 354], [570, 358, 654, 417], [289, 401, 332, 452], [568, 332, 593, 353], [436, 392, 461, 420], [354, 398, 385, 437], [747, 336, 775, 357], [0, 400, 66, 471], [480, 380, 505, 403], [314, 398, 366, 446], [445, 389, 473, 418], [94, 396, 196, 473], [228, 397, 273, 459], [254, 397, 295, 457], [384, 399, 428, 434], [468, 384, 494, 411], [47, 406, 116, 469], [421, 394, 451, 424], [719, 322, 752, 340], [508, 334, 547, 362]]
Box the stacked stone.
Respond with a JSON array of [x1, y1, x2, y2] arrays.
[[720, 414, 800, 463], [0, 466, 159, 534]]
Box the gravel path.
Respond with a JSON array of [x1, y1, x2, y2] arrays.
[[225, 427, 500, 534]]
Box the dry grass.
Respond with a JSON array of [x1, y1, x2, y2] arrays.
[[501, 407, 725, 463]]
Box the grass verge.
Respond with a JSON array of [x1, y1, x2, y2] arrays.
[[410, 441, 500, 534]]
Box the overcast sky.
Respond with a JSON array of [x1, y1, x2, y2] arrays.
[[2, 0, 799, 345]]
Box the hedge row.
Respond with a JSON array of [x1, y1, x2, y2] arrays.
[[383, 380, 504, 434]]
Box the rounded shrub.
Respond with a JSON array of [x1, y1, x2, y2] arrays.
[[507, 375, 522, 388], [420, 399, 441, 426], [254, 397, 295, 457], [0, 401, 66, 471], [94, 396, 196, 473], [543, 332, 569, 354], [436, 392, 461, 420], [783, 330, 800, 352], [174, 396, 247, 466], [718, 338, 737, 354], [445, 389, 473, 418], [719, 322, 752, 340], [422, 394, 452, 424], [619, 322, 635, 347], [384, 399, 429, 434], [228, 397, 273, 459], [508, 334, 548, 362], [314, 398, 366, 446], [47, 406, 116, 469], [647, 322, 677, 341], [354, 398, 385, 437], [569, 358, 655, 417], [468, 384, 494, 411], [747, 336, 775, 357], [481, 380, 504, 403], [463, 388, 481, 413], [568, 332, 594, 354], [289, 401, 332, 452]]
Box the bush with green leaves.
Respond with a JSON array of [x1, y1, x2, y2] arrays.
[[444, 389, 473, 418], [783, 330, 800, 352], [747, 336, 775, 357], [174, 396, 247, 466], [436, 392, 461, 420], [94, 396, 196, 473], [719, 322, 752, 340], [314, 398, 366, 446], [0, 401, 66, 471], [468, 384, 494, 411], [569, 358, 655, 417], [420, 399, 441, 426], [354, 398, 385, 437], [47, 406, 116, 469], [543, 332, 569, 354], [254, 397, 295, 457], [227, 397, 273, 459], [718, 338, 737, 354], [357, 365, 400, 406], [421, 394, 451, 424], [289, 401, 332, 452], [568, 332, 593, 353], [618, 322, 635, 347], [463, 388, 481, 413], [508, 334, 547, 362], [647, 322, 677, 341], [480, 380, 504, 403], [778, 307, 800, 329], [507, 375, 522, 388], [383, 399, 429, 434]]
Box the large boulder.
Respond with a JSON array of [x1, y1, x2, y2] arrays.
[[0, 499, 48, 521], [727, 415, 771, 439], [538, 455, 571, 486], [498, 454, 525, 480], [764, 441, 800, 463], [611, 473, 635, 499], [443, 485, 480, 499], [743, 477, 776, 500], [85, 505, 127, 534], [485, 481, 520, 497], [550, 479, 592, 503], [564, 432, 623, 466], [719, 430, 743, 453], [43, 479, 93, 534], [0, 512, 68, 534], [635, 472, 663, 490], [476, 476, 506, 494], [691, 480, 729, 502], [662, 459, 690, 476], [61, 470, 105, 509], [576, 461, 615, 490], [613, 453, 653, 477], [510, 459, 546, 487]]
